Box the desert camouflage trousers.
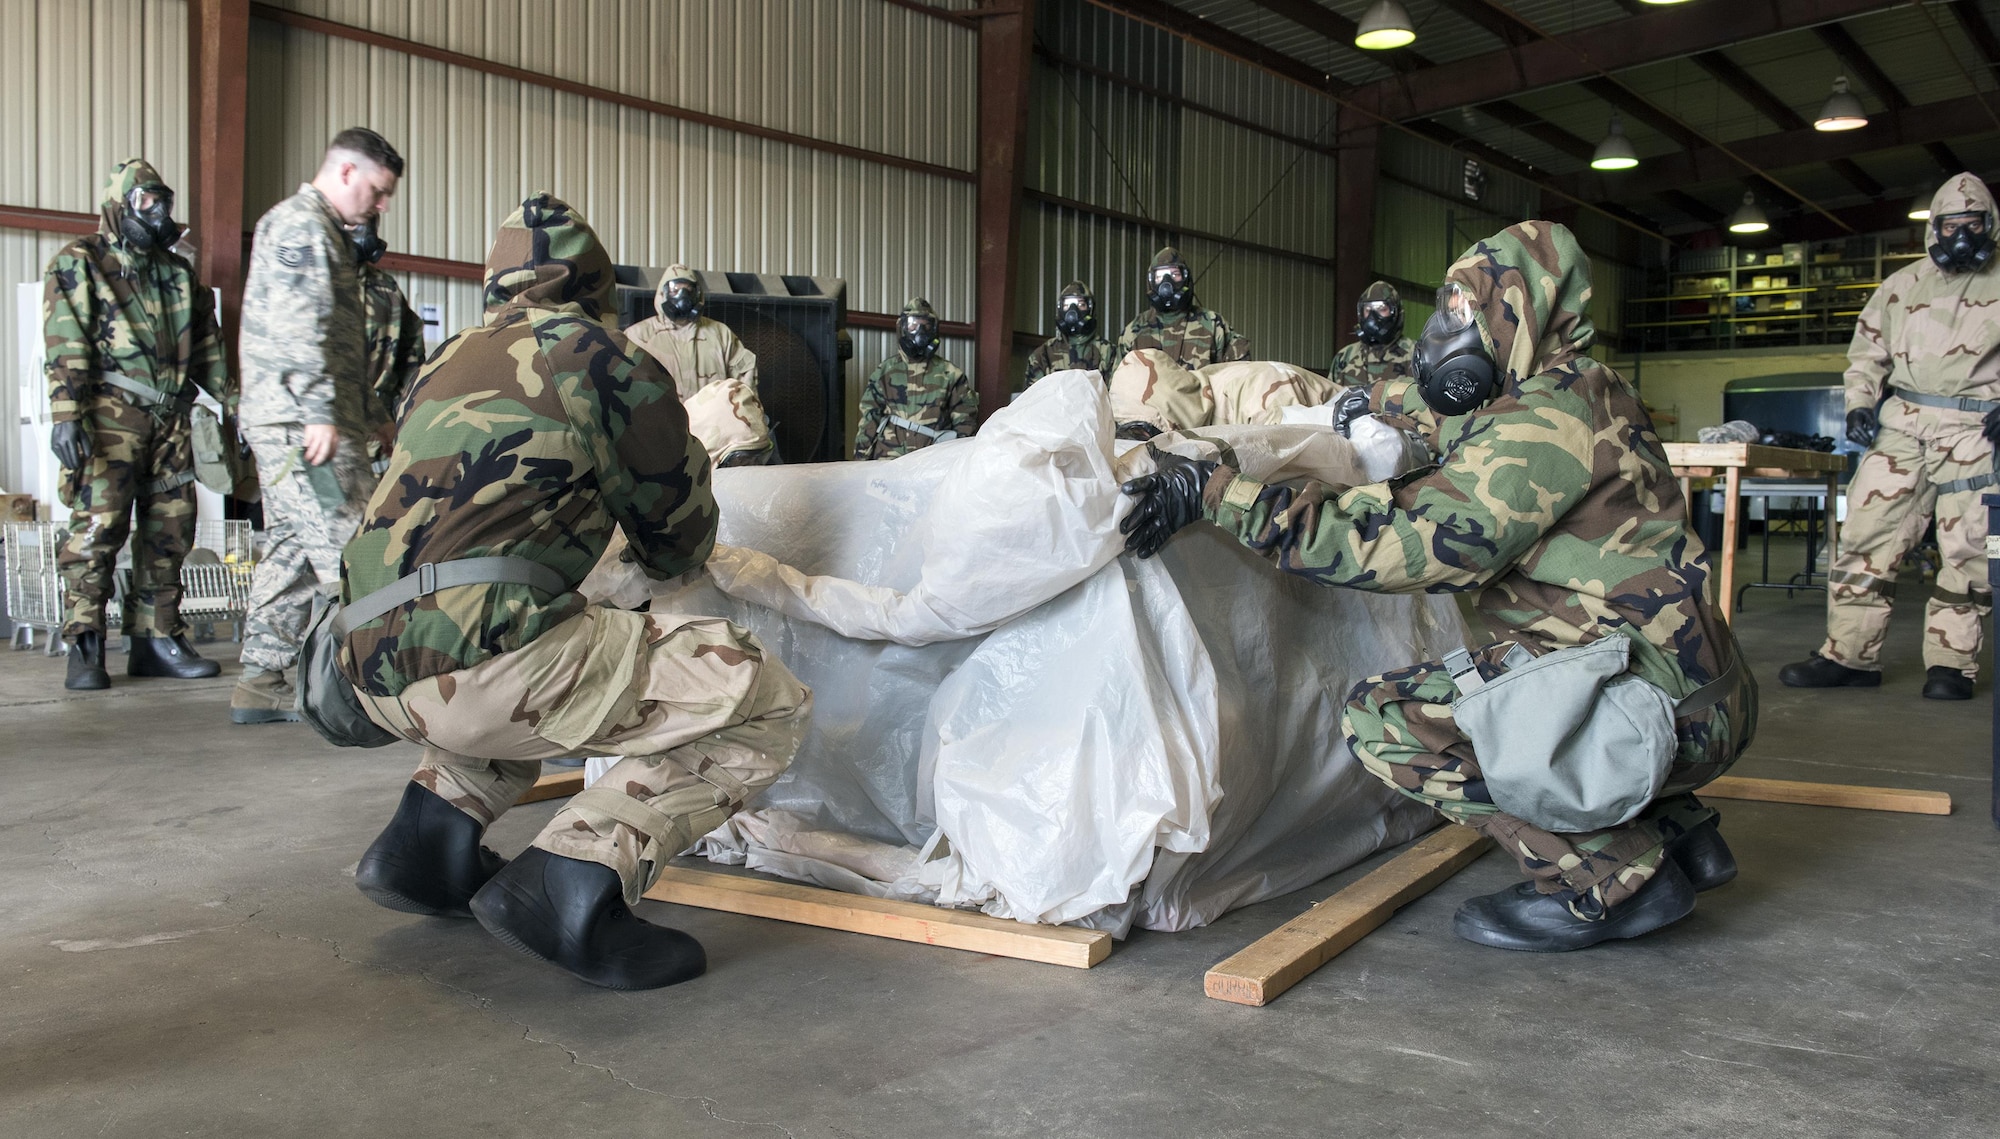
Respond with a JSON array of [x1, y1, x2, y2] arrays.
[[1342, 644, 1742, 920], [1820, 404, 1994, 676], [358, 607, 813, 902], [56, 394, 197, 640], [240, 425, 377, 675]]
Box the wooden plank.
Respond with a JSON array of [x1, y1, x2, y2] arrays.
[[1204, 827, 1491, 1007], [1702, 776, 1952, 816], [644, 867, 1113, 969], [1718, 464, 1741, 622], [516, 768, 586, 805], [1663, 442, 1847, 473]]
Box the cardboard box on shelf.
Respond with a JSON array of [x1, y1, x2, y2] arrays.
[[1752, 275, 1772, 290], [1765, 254, 1785, 266]]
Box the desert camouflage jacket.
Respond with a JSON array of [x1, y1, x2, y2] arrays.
[[853, 350, 977, 460], [625, 314, 758, 403], [239, 183, 367, 432], [340, 194, 716, 697], [1116, 305, 1249, 371], [1331, 337, 1416, 387], [1203, 221, 1739, 704], [1023, 333, 1112, 386], [42, 158, 232, 424], [358, 262, 426, 432], [1845, 174, 2000, 415]]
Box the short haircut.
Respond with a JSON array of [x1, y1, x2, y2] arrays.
[[326, 127, 405, 178]]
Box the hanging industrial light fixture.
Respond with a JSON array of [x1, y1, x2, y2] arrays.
[[1814, 77, 1869, 131], [1590, 112, 1639, 171], [1636, 0, 1691, 5], [1728, 192, 1771, 234], [1908, 190, 1934, 221], [1355, 0, 1416, 50]]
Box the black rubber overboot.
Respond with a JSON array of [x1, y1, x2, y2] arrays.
[[469, 847, 707, 990], [64, 632, 110, 691], [355, 782, 507, 918], [1670, 820, 1737, 892], [127, 632, 222, 679], [1777, 653, 1880, 688], [1922, 666, 1975, 701], [1452, 859, 1698, 952]]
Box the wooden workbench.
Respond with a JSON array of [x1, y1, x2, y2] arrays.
[[1663, 442, 1848, 623]]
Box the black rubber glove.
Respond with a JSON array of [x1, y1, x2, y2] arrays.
[[1331, 386, 1373, 438], [1119, 448, 1218, 559], [1984, 406, 2000, 448], [51, 421, 91, 471], [1844, 407, 1878, 449]]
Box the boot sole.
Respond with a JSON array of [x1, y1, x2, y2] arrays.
[[471, 879, 684, 992], [130, 666, 223, 679], [231, 708, 302, 724], [1777, 670, 1880, 688], [356, 879, 472, 918], [1454, 878, 1697, 952], [65, 676, 111, 691], [1922, 687, 1975, 701]]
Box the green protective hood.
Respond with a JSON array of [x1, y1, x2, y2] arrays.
[[99, 157, 169, 244], [483, 192, 615, 319], [1445, 220, 1596, 384], [1361, 280, 1399, 305], [901, 296, 937, 319], [1150, 246, 1185, 270]]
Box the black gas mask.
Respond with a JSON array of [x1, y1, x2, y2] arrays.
[[898, 312, 940, 360], [661, 275, 705, 322], [1413, 284, 1499, 416], [1147, 263, 1192, 314], [1930, 212, 1995, 273], [119, 185, 182, 253], [1357, 298, 1402, 346], [350, 217, 388, 265], [1055, 289, 1095, 338]]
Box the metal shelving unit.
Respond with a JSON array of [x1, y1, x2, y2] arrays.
[[1625, 236, 1926, 352]]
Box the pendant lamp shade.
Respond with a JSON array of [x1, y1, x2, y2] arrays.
[[1728, 192, 1771, 235], [1355, 0, 1416, 50], [1590, 113, 1639, 171], [1814, 77, 1868, 131]]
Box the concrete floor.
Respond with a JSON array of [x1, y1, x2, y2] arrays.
[[2, 547, 1996, 1137]]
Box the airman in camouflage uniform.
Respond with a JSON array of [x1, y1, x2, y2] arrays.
[[1781, 174, 2000, 701], [626, 264, 773, 465], [353, 220, 426, 444], [1023, 281, 1112, 387], [343, 194, 810, 991], [1331, 281, 1417, 387], [624, 263, 760, 402], [1123, 222, 1755, 951], [41, 158, 235, 689], [1115, 247, 1250, 372], [853, 297, 977, 460], [232, 129, 401, 723]]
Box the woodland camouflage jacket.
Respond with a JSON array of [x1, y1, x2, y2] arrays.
[[339, 194, 715, 697], [42, 158, 232, 423], [1202, 221, 1738, 701]]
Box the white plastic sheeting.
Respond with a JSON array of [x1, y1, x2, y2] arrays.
[[590, 372, 1465, 933]]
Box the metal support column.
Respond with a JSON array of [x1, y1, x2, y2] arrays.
[[189, 0, 250, 355], [1333, 106, 1379, 337]]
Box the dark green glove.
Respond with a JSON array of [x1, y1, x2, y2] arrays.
[[1119, 448, 1218, 559], [1845, 407, 1878, 448], [1331, 386, 1372, 438]]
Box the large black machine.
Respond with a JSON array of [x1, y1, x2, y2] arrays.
[[1413, 283, 1499, 417], [1930, 210, 1996, 273], [120, 184, 182, 253], [1055, 282, 1096, 338]]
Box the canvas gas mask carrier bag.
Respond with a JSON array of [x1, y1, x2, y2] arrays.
[[296, 556, 569, 748], [1443, 633, 1740, 833]]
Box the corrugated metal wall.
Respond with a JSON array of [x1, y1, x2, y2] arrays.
[[1021, 2, 1340, 376], [245, 0, 979, 436], [1, 0, 190, 492]]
